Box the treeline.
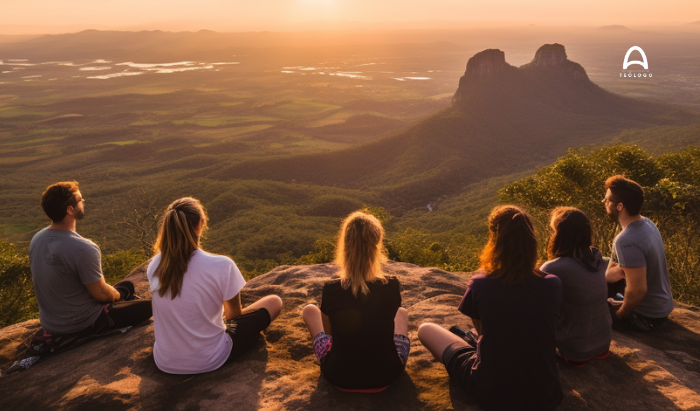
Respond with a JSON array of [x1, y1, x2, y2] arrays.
[[501, 144, 700, 305]]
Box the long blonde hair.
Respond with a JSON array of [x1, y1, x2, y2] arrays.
[[153, 197, 208, 299], [335, 211, 387, 297]]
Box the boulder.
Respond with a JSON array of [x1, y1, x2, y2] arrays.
[[2, 261, 700, 410]]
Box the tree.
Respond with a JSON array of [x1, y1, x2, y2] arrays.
[[108, 188, 165, 257]]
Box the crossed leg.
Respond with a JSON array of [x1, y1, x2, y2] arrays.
[[302, 305, 408, 338], [418, 322, 470, 362], [243, 295, 283, 321]]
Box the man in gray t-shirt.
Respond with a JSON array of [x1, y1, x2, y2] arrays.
[[30, 228, 105, 333], [603, 176, 673, 330], [30, 181, 151, 335]]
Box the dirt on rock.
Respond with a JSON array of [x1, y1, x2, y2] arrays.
[[2, 261, 700, 410]]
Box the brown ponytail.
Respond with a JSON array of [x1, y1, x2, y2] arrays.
[[153, 197, 208, 299], [479, 205, 538, 284]]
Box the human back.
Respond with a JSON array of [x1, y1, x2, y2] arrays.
[[540, 207, 611, 363], [320, 276, 403, 388], [460, 206, 562, 410], [147, 249, 245, 374], [30, 227, 104, 334], [419, 205, 563, 411], [303, 211, 409, 390], [460, 271, 562, 409], [147, 197, 281, 374]]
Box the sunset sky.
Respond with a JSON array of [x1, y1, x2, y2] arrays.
[[2, 0, 699, 33]]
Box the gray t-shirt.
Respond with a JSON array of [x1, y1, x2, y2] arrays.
[[29, 228, 104, 334], [541, 250, 612, 361], [612, 217, 674, 319]]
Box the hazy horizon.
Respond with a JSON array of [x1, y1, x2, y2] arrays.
[[2, 0, 700, 35]]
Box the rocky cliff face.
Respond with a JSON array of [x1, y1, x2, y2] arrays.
[[462, 49, 514, 81], [523, 43, 589, 81], [453, 43, 593, 106], [531, 43, 569, 67], [2, 261, 700, 411]]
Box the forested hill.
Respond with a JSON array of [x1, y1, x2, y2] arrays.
[[200, 44, 695, 211]]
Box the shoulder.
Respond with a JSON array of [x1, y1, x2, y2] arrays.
[[70, 234, 100, 260], [68, 232, 100, 253], [30, 227, 49, 242], [385, 275, 400, 287], [467, 272, 488, 285], [540, 258, 563, 273], [615, 230, 639, 248], [322, 278, 343, 292], [380, 275, 401, 294], [192, 250, 236, 269], [619, 218, 658, 245], [540, 272, 563, 289], [323, 278, 342, 289]]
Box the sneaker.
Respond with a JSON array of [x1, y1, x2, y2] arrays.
[[556, 350, 588, 368]]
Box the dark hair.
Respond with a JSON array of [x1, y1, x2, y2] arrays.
[[605, 175, 644, 216], [547, 207, 599, 272], [41, 181, 80, 222], [479, 205, 539, 284]]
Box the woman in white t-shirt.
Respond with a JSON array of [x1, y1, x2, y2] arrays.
[[147, 197, 283, 374]]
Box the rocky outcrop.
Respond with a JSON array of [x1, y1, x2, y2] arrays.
[[2, 262, 700, 410], [453, 43, 593, 106], [522, 43, 589, 81], [531, 43, 568, 67], [462, 49, 514, 82]]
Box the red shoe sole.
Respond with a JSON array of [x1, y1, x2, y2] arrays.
[[594, 349, 610, 360]]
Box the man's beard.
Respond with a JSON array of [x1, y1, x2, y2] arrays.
[[74, 207, 85, 220], [607, 207, 619, 224]]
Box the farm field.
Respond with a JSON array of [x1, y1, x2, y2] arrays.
[[1, 28, 700, 277]]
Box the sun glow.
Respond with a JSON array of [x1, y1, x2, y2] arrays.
[[291, 0, 344, 22]]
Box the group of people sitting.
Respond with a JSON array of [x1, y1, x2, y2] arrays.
[[23, 174, 673, 410]]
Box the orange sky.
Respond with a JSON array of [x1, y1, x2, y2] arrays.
[[2, 0, 699, 33]]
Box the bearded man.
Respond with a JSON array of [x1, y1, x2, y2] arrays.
[[603, 175, 673, 331], [29, 181, 151, 336]]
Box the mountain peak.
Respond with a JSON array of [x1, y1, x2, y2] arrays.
[[453, 43, 593, 107], [531, 43, 568, 67], [464, 48, 511, 79]]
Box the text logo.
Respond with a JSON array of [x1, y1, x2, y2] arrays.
[[620, 46, 651, 79], [623, 46, 649, 70]]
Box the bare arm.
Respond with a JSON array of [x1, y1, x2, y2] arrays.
[[615, 266, 648, 319], [605, 258, 626, 283], [85, 278, 121, 303], [223, 292, 243, 321]]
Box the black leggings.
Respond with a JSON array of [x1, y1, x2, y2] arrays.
[[106, 300, 153, 329]]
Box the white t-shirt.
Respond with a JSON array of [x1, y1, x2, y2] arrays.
[[147, 249, 246, 374]]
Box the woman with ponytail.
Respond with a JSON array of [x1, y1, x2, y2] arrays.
[[302, 211, 409, 392], [146, 197, 282, 374], [540, 207, 611, 367], [418, 205, 563, 411]]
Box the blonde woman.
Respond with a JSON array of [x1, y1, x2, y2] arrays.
[[147, 197, 282, 374], [302, 211, 409, 392]]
